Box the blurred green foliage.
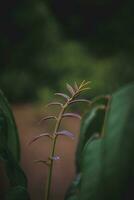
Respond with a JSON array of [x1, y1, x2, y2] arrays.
[[0, 90, 29, 199], [0, 0, 134, 103]]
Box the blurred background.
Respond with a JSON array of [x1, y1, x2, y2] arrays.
[[1, 0, 134, 199]]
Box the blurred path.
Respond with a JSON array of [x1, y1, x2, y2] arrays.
[[12, 104, 80, 200]]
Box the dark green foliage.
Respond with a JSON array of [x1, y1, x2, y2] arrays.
[[1, 149, 27, 187], [48, 0, 134, 55], [66, 84, 134, 200], [0, 90, 29, 199], [0, 0, 62, 102], [0, 90, 20, 161], [1, 0, 134, 103], [5, 186, 30, 200], [0, 109, 7, 151]]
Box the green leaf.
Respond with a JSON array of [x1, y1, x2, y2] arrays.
[[78, 84, 134, 200], [65, 174, 81, 200], [0, 110, 8, 151], [5, 186, 30, 200], [76, 97, 108, 172], [101, 84, 134, 200], [79, 139, 103, 200], [0, 90, 20, 161], [0, 149, 27, 187], [0, 90, 29, 198]]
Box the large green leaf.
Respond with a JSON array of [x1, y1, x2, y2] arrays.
[[101, 84, 134, 200], [0, 90, 20, 161], [0, 149, 27, 187], [79, 139, 103, 200], [78, 84, 134, 200], [76, 97, 108, 172], [66, 84, 134, 200], [0, 90, 29, 198]]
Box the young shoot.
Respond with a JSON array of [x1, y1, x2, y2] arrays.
[[30, 80, 91, 200]]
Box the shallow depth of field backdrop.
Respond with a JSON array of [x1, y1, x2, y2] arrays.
[[1, 1, 134, 200]]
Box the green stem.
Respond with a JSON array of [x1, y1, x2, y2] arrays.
[[45, 103, 67, 200], [44, 88, 83, 200]]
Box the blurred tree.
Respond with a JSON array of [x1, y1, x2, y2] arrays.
[[46, 0, 134, 55], [0, 0, 62, 102], [0, 0, 134, 102]]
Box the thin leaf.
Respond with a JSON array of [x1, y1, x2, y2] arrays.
[[34, 159, 50, 166], [79, 81, 91, 90], [46, 102, 63, 108], [79, 80, 86, 89], [82, 81, 91, 88], [29, 133, 52, 145], [62, 113, 81, 120], [55, 93, 70, 100], [38, 116, 57, 124], [74, 82, 79, 91], [66, 83, 75, 96], [79, 87, 91, 92], [69, 99, 91, 105], [56, 130, 75, 139]]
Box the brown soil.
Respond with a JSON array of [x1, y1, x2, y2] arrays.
[[12, 104, 80, 200]]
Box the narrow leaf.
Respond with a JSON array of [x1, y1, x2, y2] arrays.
[[79, 80, 86, 89], [62, 113, 81, 120], [79, 87, 91, 92], [46, 102, 63, 108], [56, 130, 75, 139], [38, 116, 57, 124], [69, 99, 91, 105], [29, 133, 52, 145], [82, 81, 91, 88], [66, 83, 75, 96], [74, 82, 79, 91], [34, 160, 50, 166], [55, 93, 70, 100]]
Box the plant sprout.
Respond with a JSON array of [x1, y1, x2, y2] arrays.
[[29, 80, 91, 200]]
